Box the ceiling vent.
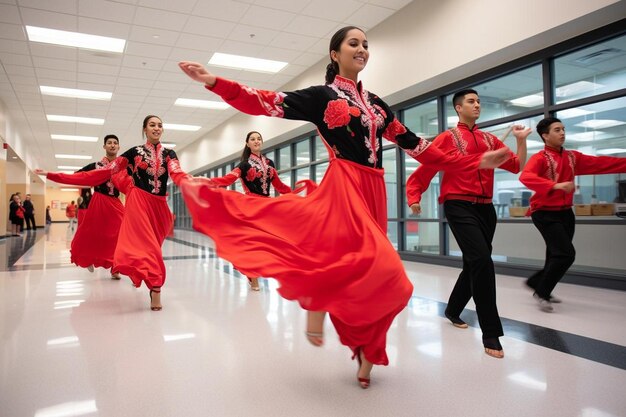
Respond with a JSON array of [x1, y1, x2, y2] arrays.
[[574, 48, 623, 65]]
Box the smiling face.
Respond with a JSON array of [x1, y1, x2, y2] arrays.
[[143, 116, 163, 144], [103, 137, 120, 158], [246, 132, 263, 155], [330, 28, 369, 81]]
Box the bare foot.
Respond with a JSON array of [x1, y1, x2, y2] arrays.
[[149, 289, 162, 311], [248, 277, 260, 291], [356, 350, 373, 389], [484, 348, 505, 359], [305, 311, 326, 346]]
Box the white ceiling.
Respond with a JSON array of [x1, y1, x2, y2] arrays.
[[0, 0, 412, 170]]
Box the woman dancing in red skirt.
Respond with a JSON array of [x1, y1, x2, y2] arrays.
[[178, 26, 509, 388]]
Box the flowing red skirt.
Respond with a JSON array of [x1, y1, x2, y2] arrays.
[[112, 187, 173, 290], [179, 158, 413, 365], [71, 193, 124, 269]]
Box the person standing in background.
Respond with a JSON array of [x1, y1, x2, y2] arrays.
[[22, 194, 36, 231], [66, 200, 77, 231]]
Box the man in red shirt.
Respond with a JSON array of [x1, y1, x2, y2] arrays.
[[520, 117, 626, 312], [66, 200, 77, 231], [406, 88, 530, 359]]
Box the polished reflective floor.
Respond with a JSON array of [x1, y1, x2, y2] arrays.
[[1, 224, 625, 417]]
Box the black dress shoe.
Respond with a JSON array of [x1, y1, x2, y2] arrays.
[[445, 311, 468, 329]]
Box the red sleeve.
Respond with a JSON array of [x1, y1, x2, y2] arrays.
[[111, 171, 133, 194], [270, 168, 292, 194], [208, 168, 241, 187], [406, 164, 438, 206], [47, 157, 129, 186], [166, 154, 190, 186], [572, 151, 626, 176], [519, 153, 555, 195], [490, 134, 519, 173]]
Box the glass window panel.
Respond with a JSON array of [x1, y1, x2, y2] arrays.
[[383, 148, 398, 218], [314, 135, 328, 161], [279, 146, 292, 169], [556, 97, 626, 204], [444, 65, 544, 127], [295, 167, 310, 183], [403, 99, 439, 139], [278, 171, 292, 189], [234, 179, 243, 193], [403, 154, 440, 219], [387, 221, 398, 250], [554, 34, 626, 104], [295, 139, 310, 165], [481, 115, 544, 218], [264, 150, 276, 164], [315, 162, 329, 183], [404, 221, 439, 254]]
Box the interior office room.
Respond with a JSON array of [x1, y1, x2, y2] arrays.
[[1, 1, 625, 416]]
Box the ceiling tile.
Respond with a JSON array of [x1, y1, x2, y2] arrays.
[[0, 39, 29, 54], [77, 17, 132, 39], [250, 0, 309, 14], [18, 0, 77, 14], [19, 7, 78, 31], [346, 4, 396, 28], [36, 67, 77, 82], [0, 4, 20, 24], [174, 33, 222, 53], [78, 61, 120, 76], [367, 0, 412, 10], [133, 7, 188, 32], [226, 24, 278, 47], [32, 56, 77, 71], [29, 43, 78, 60], [270, 32, 318, 51], [0, 51, 32, 66], [137, 0, 197, 14], [192, 0, 250, 22], [283, 15, 339, 38], [300, 0, 362, 21], [0, 23, 27, 40], [125, 40, 172, 59], [239, 5, 296, 31], [4, 64, 35, 76], [129, 25, 180, 46], [183, 16, 236, 39], [121, 54, 165, 71], [78, 0, 136, 24]]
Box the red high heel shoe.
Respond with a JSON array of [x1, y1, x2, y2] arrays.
[[352, 348, 370, 389]]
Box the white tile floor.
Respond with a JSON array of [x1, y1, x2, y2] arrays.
[[1, 224, 625, 417]]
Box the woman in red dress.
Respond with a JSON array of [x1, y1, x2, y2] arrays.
[[207, 130, 293, 291], [38, 116, 189, 311], [178, 27, 509, 388], [47, 135, 126, 278]]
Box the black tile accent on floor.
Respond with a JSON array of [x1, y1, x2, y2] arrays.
[[420, 297, 626, 370]]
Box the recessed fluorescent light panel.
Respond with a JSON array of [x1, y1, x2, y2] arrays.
[[55, 154, 92, 160], [40, 86, 112, 101], [47, 115, 105, 125], [208, 52, 287, 73], [163, 123, 201, 131], [174, 98, 229, 110], [26, 25, 125, 53], [597, 148, 626, 155], [51, 135, 99, 142], [575, 119, 626, 129], [509, 93, 544, 107]]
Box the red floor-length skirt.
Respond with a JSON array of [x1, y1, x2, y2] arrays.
[[112, 187, 173, 290], [71, 193, 125, 269], [179, 158, 413, 365]]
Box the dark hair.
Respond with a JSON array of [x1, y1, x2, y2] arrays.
[[240, 131, 263, 162], [142, 115, 162, 138], [452, 89, 478, 109], [325, 26, 364, 84], [536, 117, 562, 142], [103, 134, 119, 145]]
